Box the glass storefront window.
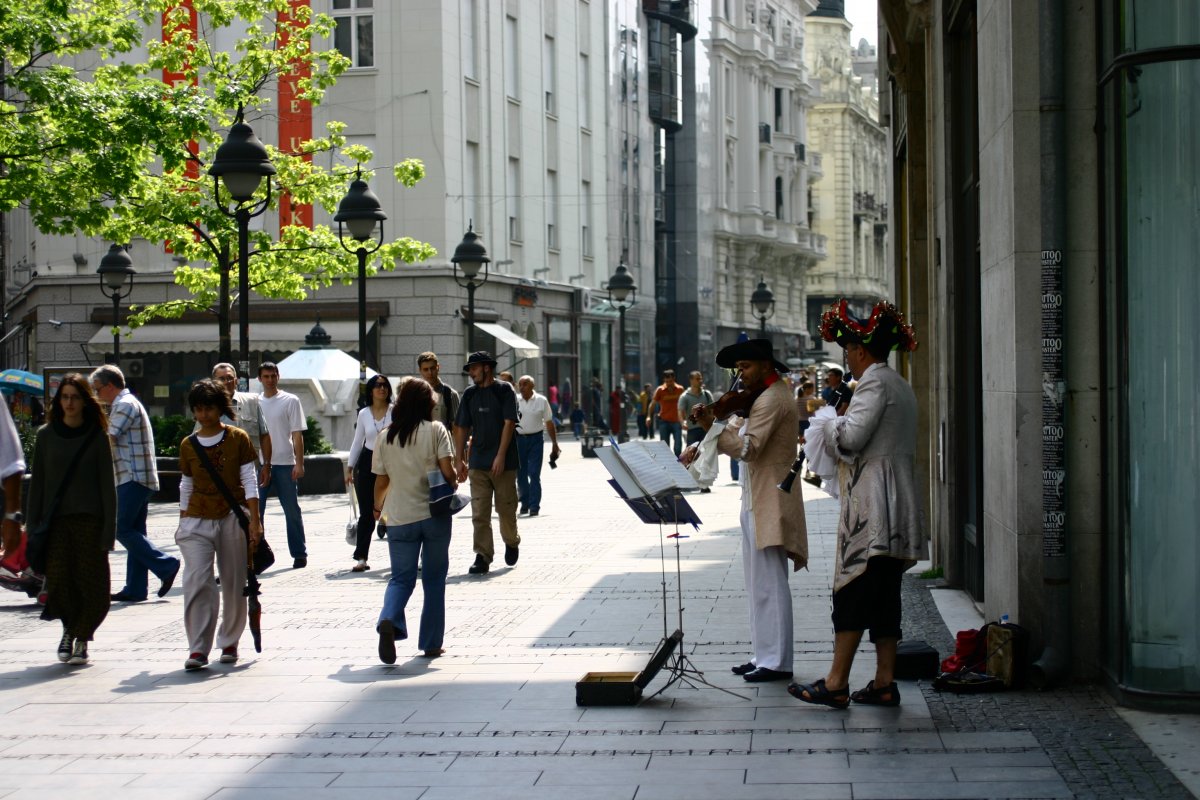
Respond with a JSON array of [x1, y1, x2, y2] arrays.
[[1104, 1, 1200, 695]]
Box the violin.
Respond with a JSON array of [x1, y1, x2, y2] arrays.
[[688, 375, 767, 423]]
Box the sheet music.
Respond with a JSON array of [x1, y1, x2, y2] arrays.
[[595, 447, 645, 497], [598, 439, 699, 496]]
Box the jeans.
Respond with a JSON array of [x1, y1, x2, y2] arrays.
[[259, 465, 307, 559], [378, 515, 451, 652], [515, 433, 545, 512], [116, 481, 179, 600], [657, 420, 683, 456], [637, 415, 649, 439], [572, 422, 583, 438]]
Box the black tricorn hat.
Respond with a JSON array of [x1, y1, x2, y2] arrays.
[[462, 351, 498, 372], [715, 338, 789, 373]]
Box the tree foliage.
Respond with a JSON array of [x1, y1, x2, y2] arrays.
[[1, 0, 436, 336]]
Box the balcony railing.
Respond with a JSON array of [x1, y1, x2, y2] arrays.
[[759, 123, 772, 144]]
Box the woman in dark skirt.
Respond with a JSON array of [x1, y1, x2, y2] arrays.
[[26, 373, 116, 666]]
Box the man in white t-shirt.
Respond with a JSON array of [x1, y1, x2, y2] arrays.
[[256, 362, 308, 568], [515, 375, 560, 517]]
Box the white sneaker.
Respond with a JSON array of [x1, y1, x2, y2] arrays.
[[57, 632, 73, 663]]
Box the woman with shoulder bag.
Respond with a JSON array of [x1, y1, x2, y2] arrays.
[[175, 379, 263, 671], [26, 373, 116, 666], [346, 374, 393, 572], [371, 377, 456, 664]]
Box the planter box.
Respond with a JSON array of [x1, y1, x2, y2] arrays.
[[152, 454, 347, 503]]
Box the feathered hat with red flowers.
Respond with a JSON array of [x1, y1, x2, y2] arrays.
[[819, 299, 918, 353]]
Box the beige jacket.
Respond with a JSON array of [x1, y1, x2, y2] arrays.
[[716, 379, 808, 568]]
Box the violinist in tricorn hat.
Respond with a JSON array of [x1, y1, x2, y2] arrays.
[[682, 338, 808, 684]]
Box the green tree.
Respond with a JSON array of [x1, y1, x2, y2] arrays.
[[2, 1, 436, 358]]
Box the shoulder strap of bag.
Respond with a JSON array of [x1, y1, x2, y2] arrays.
[[189, 433, 250, 532], [439, 384, 454, 425], [40, 426, 100, 523]]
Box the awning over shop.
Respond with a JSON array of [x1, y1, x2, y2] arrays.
[[473, 322, 540, 360], [85, 320, 367, 356]]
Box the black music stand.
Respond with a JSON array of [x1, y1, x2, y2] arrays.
[[596, 441, 750, 702]]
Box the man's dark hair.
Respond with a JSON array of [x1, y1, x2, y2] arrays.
[[662, 369, 675, 379], [257, 361, 279, 378], [827, 367, 843, 378]]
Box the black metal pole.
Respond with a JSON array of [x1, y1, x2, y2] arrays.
[[759, 316, 766, 336], [112, 293, 121, 363], [237, 207, 250, 384], [467, 282, 476, 352], [617, 305, 626, 440], [357, 246, 368, 376]]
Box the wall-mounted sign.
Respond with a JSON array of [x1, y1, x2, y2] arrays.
[[513, 287, 538, 308]]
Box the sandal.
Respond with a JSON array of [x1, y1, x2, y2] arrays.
[[787, 678, 850, 709], [851, 680, 901, 706]]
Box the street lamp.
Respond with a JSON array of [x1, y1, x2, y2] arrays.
[[96, 244, 135, 363], [209, 108, 275, 388], [334, 168, 387, 385], [451, 223, 490, 352], [607, 260, 637, 442], [751, 277, 775, 335]]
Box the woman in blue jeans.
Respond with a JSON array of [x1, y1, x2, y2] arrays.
[[371, 377, 456, 664]]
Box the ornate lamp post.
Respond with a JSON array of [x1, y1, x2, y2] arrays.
[[96, 244, 136, 364], [208, 109, 275, 389], [751, 277, 775, 335], [334, 168, 387, 385], [451, 223, 490, 352], [607, 261, 637, 441]]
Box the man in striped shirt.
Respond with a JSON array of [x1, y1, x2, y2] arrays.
[[91, 365, 180, 603]]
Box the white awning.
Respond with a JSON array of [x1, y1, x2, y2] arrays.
[[85, 320, 367, 356], [473, 322, 540, 360]]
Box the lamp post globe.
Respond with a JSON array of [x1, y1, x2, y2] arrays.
[[452, 224, 491, 352], [209, 110, 276, 386], [335, 171, 388, 384], [607, 261, 637, 441], [751, 278, 775, 335], [97, 243, 136, 363]]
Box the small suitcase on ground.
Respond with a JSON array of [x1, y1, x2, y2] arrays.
[[894, 639, 940, 680]]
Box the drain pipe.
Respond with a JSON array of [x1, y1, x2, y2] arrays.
[[1030, 0, 1070, 690]]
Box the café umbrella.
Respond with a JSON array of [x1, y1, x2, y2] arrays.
[[0, 369, 43, 395]]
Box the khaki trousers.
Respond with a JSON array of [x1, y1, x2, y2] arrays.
[[469, 468, 520, 563], [175, 513, 248, 656]]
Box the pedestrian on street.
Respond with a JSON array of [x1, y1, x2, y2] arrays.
[[256, 362, 308, 569], [648, 369, 685, 455], [176, 379, 262, 671], [678, 371, 715, 447], [589, 378, 606, 431], [346, 374, 393, 572], [27, 374, 115, 666], [547, 382, 559, 419], [515, 375, 560, 517], [372, 377, 455, 662], [91, 365, 180, 604], [569, 404, 585, 438], [453, 352, 520, 575], [0, 399, 28, 580], [822, 367, 854, 416], [206, 363, 272, 472], [683, 340, 808, 683], [790, 299, 923, 709], [417, 352, 461, 430], [636, 383, 652, 439]]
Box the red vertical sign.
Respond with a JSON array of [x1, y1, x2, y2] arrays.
[[278, 0, 314, 230], [162, 1, 198, 255]]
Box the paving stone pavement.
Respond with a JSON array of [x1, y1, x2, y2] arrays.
[[0, 440, 1191, 799]]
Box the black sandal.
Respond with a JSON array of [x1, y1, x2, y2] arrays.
[[787, 678, 850, 709], [850, 680, 901, 706]]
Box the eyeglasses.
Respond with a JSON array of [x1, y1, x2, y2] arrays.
[[216, 375, 237, 384]]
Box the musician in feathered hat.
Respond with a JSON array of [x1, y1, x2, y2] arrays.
[[789, 299, 926, 709]]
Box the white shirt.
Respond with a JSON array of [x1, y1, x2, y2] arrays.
[[517, 392, 553, 435], [258, 390, 307, 466], [0, 401, 25, 480], [348, 404, 392, 465]]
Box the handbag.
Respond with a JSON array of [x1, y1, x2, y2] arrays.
[[189, 434, 275, 575], [26, 426, 100, 574], [427, 426, 468, 518], [345, 483, 359, 546]]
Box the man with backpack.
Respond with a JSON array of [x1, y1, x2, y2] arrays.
[[418, 352, 460, 429]]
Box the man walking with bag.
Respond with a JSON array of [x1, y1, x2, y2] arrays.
[[256, 362, 307, 569], [453, 352, 520, 575]]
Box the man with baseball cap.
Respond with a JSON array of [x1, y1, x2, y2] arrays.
[[453, 352, 520, 575]]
